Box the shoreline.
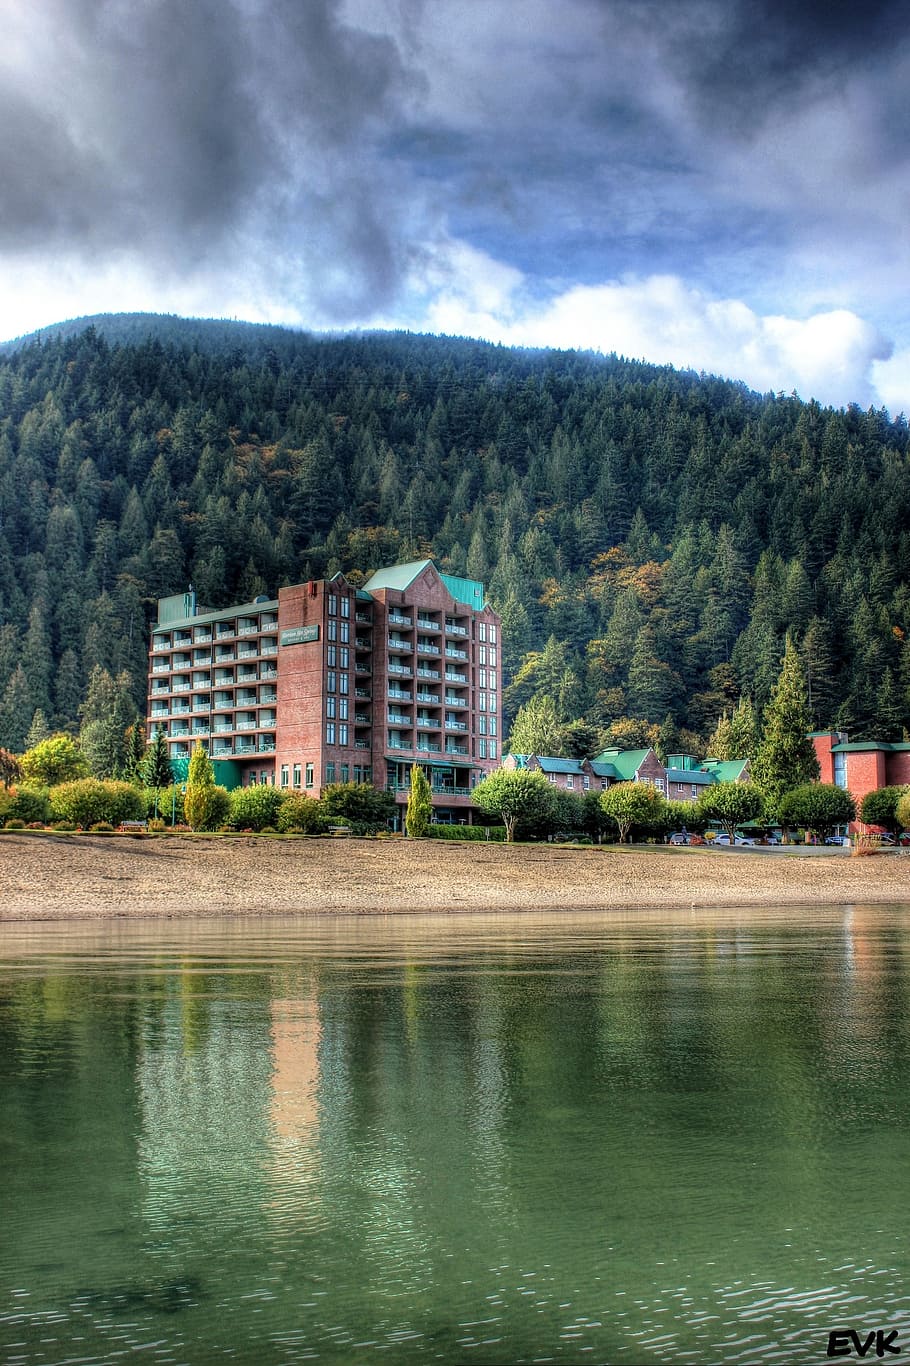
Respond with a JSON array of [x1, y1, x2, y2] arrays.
[[1, 832, 909, 921]]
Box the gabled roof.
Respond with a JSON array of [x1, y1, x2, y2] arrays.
[[362, 559, 435, 593], [532, 756, 586, 775], [361, 560, 486, 610], [592, 747, 652, 780], [700, 759, 750, 783]]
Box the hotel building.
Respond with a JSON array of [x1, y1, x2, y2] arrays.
[[147, 559, 502, 824]]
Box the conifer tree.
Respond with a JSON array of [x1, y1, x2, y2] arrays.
[[507, 695, 563, 756], [405, 764, 433, 838], [751, 638, 819, 814], [143, 728, 173, 817]]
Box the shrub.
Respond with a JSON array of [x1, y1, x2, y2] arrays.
[[20, 734, 89, 786], [227, 784, 288, 832], [147, 818, 166, 832], [276, 793, 326, 834], [91, 822, 114, 832], [0, 785, 51, 825], [51, 820, 76, 832], [425, 824, 507, 841], [319, 782, 396, 833], [4, 818, 25, 830], [144, 784, 186, 825], [49, 779, 144, 828]]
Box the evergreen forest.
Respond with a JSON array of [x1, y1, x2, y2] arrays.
[[1, 315, 909, 755]]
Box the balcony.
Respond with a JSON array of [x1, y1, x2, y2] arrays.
[[388, 712, 411, 726], [416, 741, 442, 754], [355, 687, 371, 699], [445, 743, 468, 755], [191, 725, 210, 737], [355, 739, 371, 750], [417, 667, 439, 680], [444, 696, 467, 707], [355, 713, 371, 726], [445, 647, 468, 661], [388, 612, 411, 627], [172, 682, 191, 693], [445, 671, 467, 684], [215, 651, 236, 663], [259, 690, 277, 704], [237, 647, 259, 659], [214, 724, 234, 734], [258, 737, 276, 752], [416, 691, 439, 704], [261, 644, 278, 655], [152, 663, 171, 674], [445, 621, 468, 636], [193, 631, 212, 644], [355, 611, 372, 625], [388, 686, 412, 700], [212, 745, 234, 757], [260, 667, 277, 680], [236, 720, 257, 731], [355, 662, 372, 674], [234, 741, 256, 755], [388, 637, 412, 652], [237, 624, 259, 636], [387, 739, 413, 751], [153, 641, 171, 652], [416, 617, 438, 631], [417, 641, 440, 654], [445, 719, 468, 731], [388, 663, 412, 677]]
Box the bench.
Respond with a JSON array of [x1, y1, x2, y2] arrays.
[[327, 824, 352, 836], [119, 820, 148, 832]]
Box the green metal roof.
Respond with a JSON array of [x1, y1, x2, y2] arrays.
[[587, 761, 620, 780], [438, 571, 485, 611], [666, 767, 714, 785], [153, 596, 278, 632], [700, 759, 750, 783], [533, 756, 586, 775], [362, 560, 486, 610], [362, 559, 435, 593], [831, 741, 895, 752], [592, 747, 652, 780]]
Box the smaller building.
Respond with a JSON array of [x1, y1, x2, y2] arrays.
[[503, 748, 750, 800], [812, 731, 910, 821]]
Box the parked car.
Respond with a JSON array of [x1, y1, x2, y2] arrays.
[[668, 832, 689, 845], [762, 834, 781, 845], [824, 834, 850, 846], [712, 832, 755, 846]]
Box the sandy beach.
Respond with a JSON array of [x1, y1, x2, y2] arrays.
[[0, 831, 908, 919]]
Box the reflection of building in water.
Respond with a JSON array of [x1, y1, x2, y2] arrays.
[[136, 976, 275, 1237], [269, 994, 321, 1143]]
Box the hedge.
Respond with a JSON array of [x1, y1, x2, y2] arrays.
[[49, 779, 144, 827], [424, 824, 506, 841]]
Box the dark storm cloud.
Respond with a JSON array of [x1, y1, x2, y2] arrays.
[[0, 0, 416, 314]]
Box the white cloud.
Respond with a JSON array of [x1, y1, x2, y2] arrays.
[[386, 250, 899, 410]]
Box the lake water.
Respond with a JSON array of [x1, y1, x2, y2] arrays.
[[2, 907, 909, 1366]]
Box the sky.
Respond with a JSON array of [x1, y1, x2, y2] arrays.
[[1, 0, 909, 412]]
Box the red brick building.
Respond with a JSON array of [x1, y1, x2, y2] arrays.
[[812, 731, 910, 822], [147, 560, 501, 825]]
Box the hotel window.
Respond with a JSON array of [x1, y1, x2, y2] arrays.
[[327, 645, 336, 667], [691, 784, 698, 798], [340, 597, 350, 618], [489, 693, 497, 713], [339, 673, 349, 694], [340, 621, 349, 643], [478, 715, 487, 734], [328, 594, 338, 615], [340, 647, 349, 668], [489, 741, 497, 760], [327, 696, 336, 719], [583, 776, 590, 791], [305, 763, 314, 788], [293, 764, 302, 788], [548, 773, 557, 784], [566, 775, 574, 789], [339, 724, 348, 746], [479, 738, 487, 758], [479, 622, 486, 641], [326, 763, 336, 783], [490, 625, 497, 644], [328, 620, 337, 642], [489, 717, 497, 736], [489, 669, 497, 689], [341, 764, 349, 782], [479, 645, 486, 664], [327, 670, 336, 692], [833, 752, 847, 788], [326, 722, 336, 744], [479, 668, 486, 688], [280, 764, 289, 787], [339, 698, 348, 720], [478, 691, 486, 711]]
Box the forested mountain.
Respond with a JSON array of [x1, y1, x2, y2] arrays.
[[1, 316, 908, 753]]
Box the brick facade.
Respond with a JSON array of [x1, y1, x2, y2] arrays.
[[147, 561, 501, 825]]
